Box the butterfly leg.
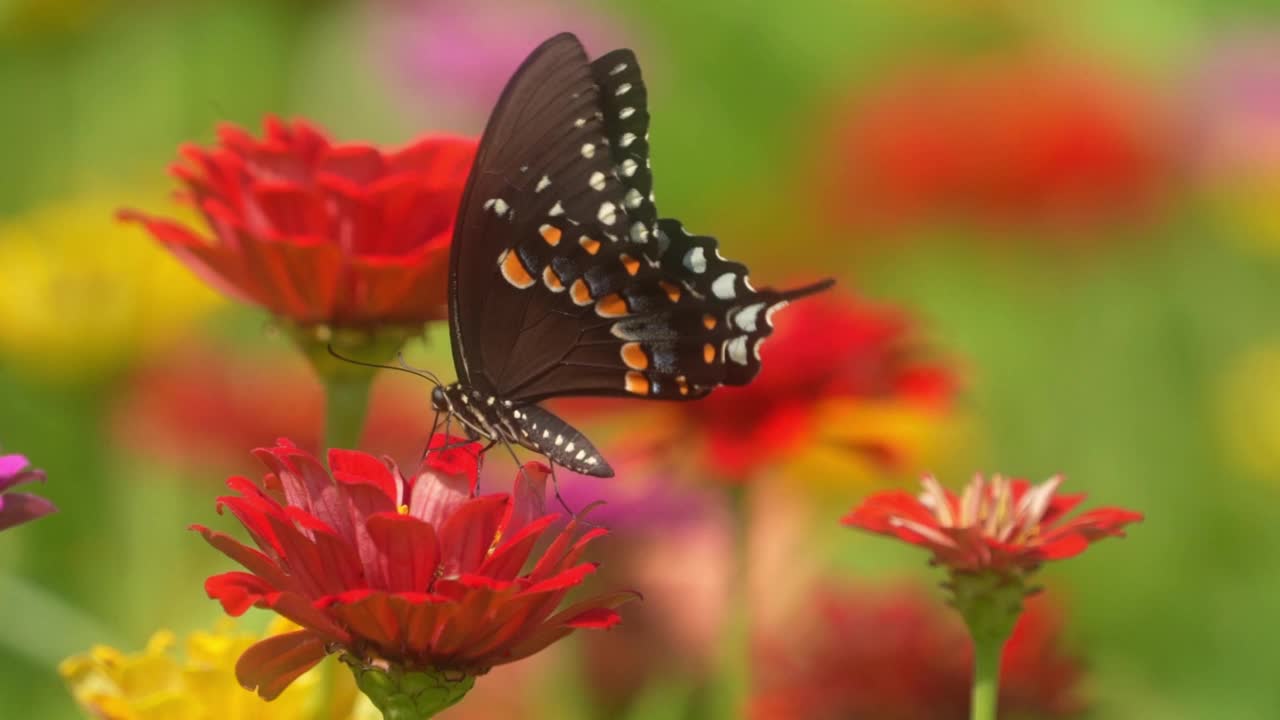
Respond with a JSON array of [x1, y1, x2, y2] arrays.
[[546, 462, 578, 517], [496, 436, 536, 497], [419, 409, 445, 464]]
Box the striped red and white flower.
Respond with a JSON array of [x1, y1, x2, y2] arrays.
[[843, 473, 1142, 575]]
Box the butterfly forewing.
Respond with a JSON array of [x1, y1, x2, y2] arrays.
[[449, 32, 833, 412]]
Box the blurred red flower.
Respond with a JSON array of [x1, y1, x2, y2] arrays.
[[752, 584, 1085, 719], [821, 60, 1170, 234], [196, 436, 635, 699], [110, 341, 434, 474], [582, 293, 957, 484], [121, 117, 476, 327], [843, 474, 1142, 575]]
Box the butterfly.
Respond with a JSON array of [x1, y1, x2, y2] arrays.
[[430, 32, 833, 478]]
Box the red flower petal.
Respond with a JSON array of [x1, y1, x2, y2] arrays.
[[236, 630, 329, 700], [366, 512, 441, 592]]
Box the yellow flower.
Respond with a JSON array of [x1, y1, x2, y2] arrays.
[[0, 194, 222, 382], [1217, 344, 1280, 480], [789, 397, 975, 494], [0, 0, 103, 35], [60, 619, 377, 720]]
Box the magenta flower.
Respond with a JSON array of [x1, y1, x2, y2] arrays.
[[372, 0, 626, 116], [0, 453, 55, 531]]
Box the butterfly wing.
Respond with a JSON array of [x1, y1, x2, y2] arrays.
[[448, 32, 603, 390], [449, 33, 832, 404]]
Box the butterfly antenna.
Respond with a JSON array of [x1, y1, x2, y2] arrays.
[[395, 352, 443, 387], [325, 344, 441, 387]]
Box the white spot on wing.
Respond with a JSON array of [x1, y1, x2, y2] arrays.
[[565, 442, 576, 453], [712, 272, 737, 300], [576, 450, 587, 461], [684, 247, 706, 274], [492, 199, 509, 216], [616, 82, 632, 96], [620, 132, 637, 148], [549, 202, 565, 216], [629, 222, 649, 243], [581, 143, 596, 158], [574, 117, 587, 128], [620, 158, 638, 177], [610, 62, 628, 75], [589, 171, 606, 191], [727, 336, 749, 365], [536, 175, 551, 193], [624, 188, 643, 209], [619, 106, 635, 119], [733, 302, 766, 333], [598, 202, 617, 225]]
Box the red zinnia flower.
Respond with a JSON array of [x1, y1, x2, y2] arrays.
[[579, 293, 957, 485], [820, 59, 1170, 237], [843, 474, 1142, 575], [122, 117, 476, 327], [752, 584, 1086, 719], [110, 341, 435, 475], [195, 436, 635, 703]]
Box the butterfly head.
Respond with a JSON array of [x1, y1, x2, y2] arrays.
[[431, 385, 450, 413]]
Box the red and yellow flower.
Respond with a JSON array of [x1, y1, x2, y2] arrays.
[[196, 435, 634, 714], [585, 293, 958, 486]]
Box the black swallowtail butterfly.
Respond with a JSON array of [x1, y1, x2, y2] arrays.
[[431, 32, 833, 478]]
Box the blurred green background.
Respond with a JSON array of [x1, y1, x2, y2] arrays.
[[3, 0, 1280, 718]]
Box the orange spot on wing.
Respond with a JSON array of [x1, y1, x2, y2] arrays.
[[677, 375, 690, 396], [703, 343, 716, 364], [543, 265, 564, 292], [620, 342, 649, 370], [620, 253, 641, 276], [571, 278, 593, 305], [661, 281, 681, 303], [625, 371, 650, 395], [596, 293, 629, 317], [500, 249, 535, 289], [580, 236, 601, 255], [703, 313, 717, 330], [540, 224, 563, 246]]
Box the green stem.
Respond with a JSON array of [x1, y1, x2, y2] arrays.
[[323, 373, 374, 452], [970, 632, 1001, 720], [949, 571, 1025, 720], [711, 485, 751, 719], [283, 320, 421, 454]]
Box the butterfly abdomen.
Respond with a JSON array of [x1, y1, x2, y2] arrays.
[[514, 404, 613, 477], [440, 384, 613, 478]]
